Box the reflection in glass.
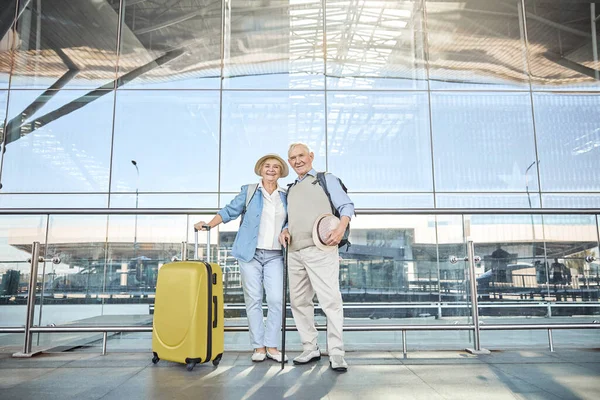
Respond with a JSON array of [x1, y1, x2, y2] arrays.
[[111, 90, 220, 193], [0, 1, 17, 87], [542, 195, 600, 209], [341, 215, 470, 320], [436, 193, 542, 209], [220, 91, 325, 191], [109, 194, 218, 209], [0, 194, 108, 209], [118, 0, 221, 89], [326, 0, 427, 90], [106, 215, 187, 297], [44, 215, 109, 301], [2, 90, 114, 192], [533, 94, 600, 192], [0, 215, 47, 326], [542, 215, 600, 305], [470, 214, 547, 308], [10, 0, 120, 89], [327, 92, 432, 191], [525, 0, 600, 90], [430, 92, 538, 192], [223, 0, 324, 89], [426, 0, 529, 89], [351, 193, 434, 208]]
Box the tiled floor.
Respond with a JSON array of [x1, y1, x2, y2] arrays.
[[0, 349, 599, 399]]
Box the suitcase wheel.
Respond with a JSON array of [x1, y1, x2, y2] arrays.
[[212, 354, 222, 367], [186, 362, 197, 371], [152, 353, 160, 364]]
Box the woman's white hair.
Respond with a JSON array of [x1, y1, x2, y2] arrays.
[[287, 142, 312, 156]]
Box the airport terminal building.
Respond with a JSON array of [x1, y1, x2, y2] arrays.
[[0, 0, 599, 352]]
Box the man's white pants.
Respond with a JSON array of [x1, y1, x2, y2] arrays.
[[288, 246, 344, 356]]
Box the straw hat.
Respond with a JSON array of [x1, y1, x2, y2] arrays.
[[312, 213, 340, 252], [254, 153, 289, 178]]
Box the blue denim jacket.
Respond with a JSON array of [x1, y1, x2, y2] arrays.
[[218, 185, 287, 263]]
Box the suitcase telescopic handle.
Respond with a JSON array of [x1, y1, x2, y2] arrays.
[[193, 226, 211, 261]]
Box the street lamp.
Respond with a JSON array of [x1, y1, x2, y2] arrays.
[[525, 160, 540, 263], [130, 160, 140, 291], [131, 160, 139, 255]]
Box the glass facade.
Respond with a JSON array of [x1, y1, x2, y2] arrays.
[[0, 0, 599, 351]]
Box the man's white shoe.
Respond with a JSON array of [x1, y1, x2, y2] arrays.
[[293, 349, 321, 365], [266, 350, 288, 363], [329, 355, 348, 372], [251, 351, 266, 362]]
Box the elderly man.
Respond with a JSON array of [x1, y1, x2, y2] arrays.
[[279, 142, 354, 372]]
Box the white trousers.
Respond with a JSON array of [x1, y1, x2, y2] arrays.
[[288, 246, 344, 356]]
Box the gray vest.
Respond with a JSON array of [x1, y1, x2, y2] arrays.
[[288, 175, 331, 251]]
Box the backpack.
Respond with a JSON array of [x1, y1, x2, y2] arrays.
[[314, 172, 351, 250]]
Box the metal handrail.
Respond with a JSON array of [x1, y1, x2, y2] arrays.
[[0, 208, 599, 215], [2, 322, 598, 334]]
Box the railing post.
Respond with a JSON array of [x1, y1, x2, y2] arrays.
[[180, 241, 187, 261], [547, 329, 554, 352], [466, 240, 490, 355], [14, 242, 41, 358]]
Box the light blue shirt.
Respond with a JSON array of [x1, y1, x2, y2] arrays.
[[292, 168, 355, 219], [218, 184, 288, 262]]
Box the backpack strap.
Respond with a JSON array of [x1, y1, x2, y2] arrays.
[[241, 183, 259, 222], [315, 172, 337, 216]]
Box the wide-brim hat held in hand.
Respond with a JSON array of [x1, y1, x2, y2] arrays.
[[312, 213, 340, 252], [254, 153, 289, 178]]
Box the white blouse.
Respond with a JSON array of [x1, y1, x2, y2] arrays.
[[256, 182, 286, 250]]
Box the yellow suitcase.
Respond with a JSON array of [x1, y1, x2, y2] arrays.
[[152, 227, 224, 371]]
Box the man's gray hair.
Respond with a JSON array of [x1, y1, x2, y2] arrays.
[[288, 142, 312, 156]]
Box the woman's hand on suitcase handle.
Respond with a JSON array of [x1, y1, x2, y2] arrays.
[[279, 229, 291, 248], [194, 221, 210, 231]]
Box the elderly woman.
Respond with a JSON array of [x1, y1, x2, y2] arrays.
[[194, 153, 289, 363]]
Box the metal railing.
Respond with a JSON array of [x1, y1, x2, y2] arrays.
[[1, 208, 599, 357]]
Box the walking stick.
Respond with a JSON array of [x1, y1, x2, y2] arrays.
[[281, 244, 288, 369]]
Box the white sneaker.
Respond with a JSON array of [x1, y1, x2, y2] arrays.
[[251, 351, 266, 362], [266, 350, 288, 363], [293, 348, 321, 365], [329, 355, 348, 372]]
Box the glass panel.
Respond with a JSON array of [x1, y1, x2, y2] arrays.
[[469, 213, 554, 322], [326, 0, 427, 90], [525, 0, 600, 91], [223, 0, 324, 89], [118, 0, 221, 89], [0, 194, 108, 208], [0, 215, 47, 327], [533, 94, 600, 192], [436, 193, 542, 209], [41, 215, 109, 326], [2, 90, 114, 192], [0, 1, 17, 87], [109, 193, 218, 209], [542, 214, 599, 321], [110, 90, 220, 193], [351, 193, 434, 208], [220, 91, 325, 192], [430, 92, 538, 192], [327, 92, 432, 192], [341, 214, 470, 322], [542, 194, 600, 209], [426, 0, 529, 90], [10, 0, 120, 89]]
